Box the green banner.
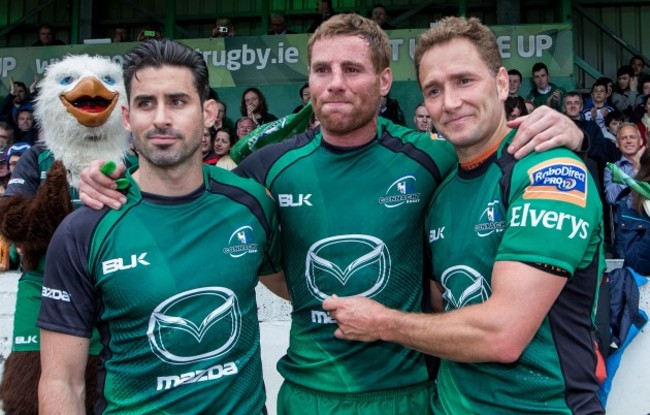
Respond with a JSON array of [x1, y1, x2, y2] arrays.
[[0, 24, 573, 94]]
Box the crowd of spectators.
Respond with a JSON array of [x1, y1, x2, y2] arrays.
[[4, 9, 650, 274], [501, 56, 650, 270]]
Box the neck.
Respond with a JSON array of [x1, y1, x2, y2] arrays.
[[133, 153, 204, 196], [321, 118, 378, 147], [456, 119, 511, 164]]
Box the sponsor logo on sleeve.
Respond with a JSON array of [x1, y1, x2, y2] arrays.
[[8, 178, 25, 185], [510, 203, 589, 239], [378, 175, 421, 208], [524, 158, 588, 207], [42, 286, 71, 302]]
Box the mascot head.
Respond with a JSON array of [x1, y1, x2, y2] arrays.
[[34, 54, 129, 188]]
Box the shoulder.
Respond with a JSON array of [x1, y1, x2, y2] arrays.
[[511, 148, 597, 208], [234, 129, 317, 184], [206, 165, 274, 207]]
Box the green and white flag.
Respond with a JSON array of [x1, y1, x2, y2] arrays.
[[230, 102, 313, 163]]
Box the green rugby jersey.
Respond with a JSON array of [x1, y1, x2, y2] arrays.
[[426, 130, 605, 414], [38, 165, 281, 414], [237, 118, 457, 393]]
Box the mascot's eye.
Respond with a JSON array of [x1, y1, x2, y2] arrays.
[[102, 76, 116, 85], [60, 76, 75, 85]]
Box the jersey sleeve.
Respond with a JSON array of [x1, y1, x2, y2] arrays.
[[37, 208, 101, 338], [496, 150, 603, 276]]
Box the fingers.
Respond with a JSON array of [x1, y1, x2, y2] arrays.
[[507, 107, 582, 158], [78, 160, 127, 210]]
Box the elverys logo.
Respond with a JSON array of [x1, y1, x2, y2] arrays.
[[147, 287, 242, 364], [378, 175, 420, 208], [305, 234, 391, 301], [440, 265, 491, 311], [223, 226, 258, 258]]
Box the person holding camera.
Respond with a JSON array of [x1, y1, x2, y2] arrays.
[[211, 18, 235, 38]]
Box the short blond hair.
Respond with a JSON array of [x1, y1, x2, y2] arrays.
[[414, 16, 502, 82], [616, 122, 641, 141], [307, 13, 390, 74]]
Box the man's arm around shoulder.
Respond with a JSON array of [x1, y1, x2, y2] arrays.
[[39, 330, 89, 415]]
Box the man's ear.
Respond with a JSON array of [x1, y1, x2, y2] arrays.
[[202, 99, 218, 128], [379, 67, 393, 98], [496, 67, 509, 101], [121, 105, 132, 133]]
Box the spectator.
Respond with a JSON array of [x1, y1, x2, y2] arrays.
[[630, 55, 647, 80], [6, 142, 31, 174], [527, 62, 565, 111], [632, 77, 650, 122], [213, 127, 238, 170], [1, 77, 36, 125], [235, 116, 256, 139], [623, 148, 650, 274], [307, 0, 336, 33], [583, 79, 615, 136], [378, 93, 405, 126], [240, 87, 277, 126], [604, 123, 644, 206], [32, 24, 65, 46], [507, 69, 523, 98], [200, 126, 215, 163], [0, 121, 12, 155], [268, 11, 295, 35], [413, 102, 431, 132], [14, 108, 38, 145], [213, 99, 232, 129], [563, 91, 619, 191], [136, 25, 161, 41], [111, 26, 130, 43], [211, 18, 235, 38], [371, 4, 396, 30], [585, 76, 614, 110], [292, 83, 310, 114], [604, 111, 625, 143], [504, 96, 528, 121], [612, 65, 640, 118], [637, 95, 650, 145], [13, 109, 38, 145]]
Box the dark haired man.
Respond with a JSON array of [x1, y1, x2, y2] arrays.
[[528, 62, 565, 111], [507, 68, 523, 98], [37, 39, 284, 414]]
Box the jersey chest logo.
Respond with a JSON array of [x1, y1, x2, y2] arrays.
[[440, 265, 491, 311], [378, 175, 421, 208], [305, 234, 391, 301], [223, 226, 258, 258], [147, 287, 242, 364]]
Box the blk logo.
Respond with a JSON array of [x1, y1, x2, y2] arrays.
[[102, 253, 150, 275], [278, 193, 313, 207]]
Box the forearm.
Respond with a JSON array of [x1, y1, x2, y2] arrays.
[[378, 304, 514, 363], [38, 378, 85, 415]]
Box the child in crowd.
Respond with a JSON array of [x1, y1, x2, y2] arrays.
[[583, 79, 615, 136]]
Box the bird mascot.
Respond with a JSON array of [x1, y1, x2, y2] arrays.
[[0, 55, 129, 414]]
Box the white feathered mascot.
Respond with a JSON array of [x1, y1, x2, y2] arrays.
[[0, 55, 129, 414], [36, 54, 129, 187]]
